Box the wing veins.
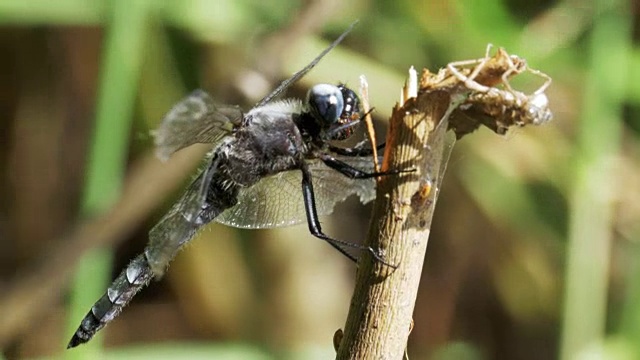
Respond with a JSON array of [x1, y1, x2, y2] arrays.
[[256, 21, 358, 107]]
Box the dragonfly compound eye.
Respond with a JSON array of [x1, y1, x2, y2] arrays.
[[307, 84, 345, 126], [337, 84, 361, 122]]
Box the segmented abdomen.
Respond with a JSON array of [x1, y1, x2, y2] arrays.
[[67, 254, 154, 348]]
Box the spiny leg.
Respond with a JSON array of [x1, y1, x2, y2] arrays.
[[318, 153, 413, 179], [447, 50, 493, 92], [301, 168, 373, 262], [465, 43, 495, 86], [527, 67, 553, 95], [447, 46, 527, 96], [499, 52, 522, 94], [496, 53, 552, 101], [300, 164, 357, 262], [324, 107, 376, 141], [446, 42, 494, 81], [328, 142, 386, 157], [300, 164, 399, 267]]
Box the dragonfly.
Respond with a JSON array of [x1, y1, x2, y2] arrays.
[[67, 23, 406, 348]]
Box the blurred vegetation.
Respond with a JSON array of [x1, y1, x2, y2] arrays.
[[0, 0, 639, 359]]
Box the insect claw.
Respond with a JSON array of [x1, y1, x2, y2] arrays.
[[368, 247, 399, 270]]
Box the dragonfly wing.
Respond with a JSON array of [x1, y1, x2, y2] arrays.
[[153, 90, 242, 161], [215, 155, 376, 229], [146, 170, 206, 272], [255, 21, 358, 107]]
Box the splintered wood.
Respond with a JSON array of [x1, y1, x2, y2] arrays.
[[359, 75, 379, 172]]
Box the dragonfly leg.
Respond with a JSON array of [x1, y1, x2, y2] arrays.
[[300, 164, 396, 267], [329, 142, 385, 157], [319, 153, 414, 179]]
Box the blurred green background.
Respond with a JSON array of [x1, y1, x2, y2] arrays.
[[1, 0, 639, 359]]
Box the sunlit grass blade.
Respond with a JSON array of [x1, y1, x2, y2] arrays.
[[560, 0, 632, 358], [65, 0, 153, 356]]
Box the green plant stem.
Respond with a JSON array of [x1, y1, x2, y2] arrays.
[[65, 0, 152, 356], [560, 0, 631, 358]]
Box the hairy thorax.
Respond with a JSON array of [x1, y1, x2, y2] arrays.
[[217, 100, 307, 187]]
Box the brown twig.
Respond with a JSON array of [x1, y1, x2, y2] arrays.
[[336, 88, 453, 359], [336, 46, 553, 359]]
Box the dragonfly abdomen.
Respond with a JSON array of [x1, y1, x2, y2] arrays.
[[67, 254, 154, 348]]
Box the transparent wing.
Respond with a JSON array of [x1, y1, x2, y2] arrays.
[[413, 117, 456, 232], [153, 90, 242, 161], [255, 21, 357, 108], [215, 155, 376, 229], [146, 170, 207, 273]]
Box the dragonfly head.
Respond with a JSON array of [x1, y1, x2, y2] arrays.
[[307, 83, 361, 141]]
